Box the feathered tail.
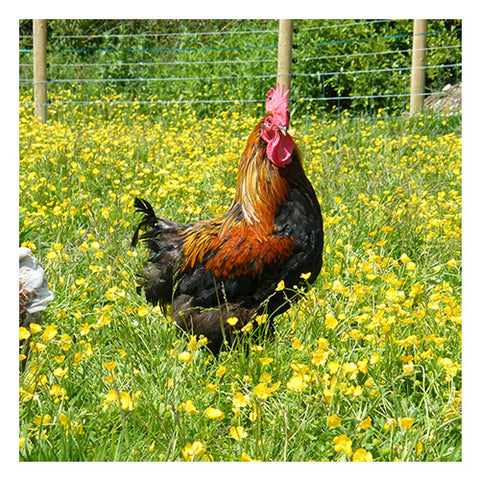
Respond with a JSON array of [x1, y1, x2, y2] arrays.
[[131, 198, 159, 247], [131, 198, 187, 308]]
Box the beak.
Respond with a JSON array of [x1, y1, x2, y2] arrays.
[[277, 125, 288, 135]]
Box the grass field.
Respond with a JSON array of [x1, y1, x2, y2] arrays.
[[19, 91, 462, 462]]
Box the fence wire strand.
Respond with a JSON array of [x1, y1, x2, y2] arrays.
[[18, 19, 462, 118]]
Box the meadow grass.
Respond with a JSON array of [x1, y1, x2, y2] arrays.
[[19, 92, 461, 462]]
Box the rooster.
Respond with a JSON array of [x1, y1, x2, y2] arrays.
[[132, 85, 323, 354], [19, 247, 54, 368], [19, 247, 54, 329]]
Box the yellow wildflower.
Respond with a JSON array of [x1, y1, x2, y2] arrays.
[[33, 414, 52, 426], [258, 356, 274, 366], [447, 258, 458, 270], [240, 451, 260, 462], [369, 352, 381, 365], [333, 434, 353, 456], [253, 382, 272, 400], [325, 313, 338, 329], [241, 322, 254, 333], [205, 407, 225, 420], [206, 383, 217, 393], [182, 441, 206, 461], [352, 448, 373, 462], [42, 324, 58, 342], [286, 374, 310, 391], [53, 367, 69, 377], [50, 384, 68, 402], [327, 414, 342, 428], [384, 418, 397, 430], [292, 337, 304, 350], [58, 333, 72, 351], [104, 361, 117, 371], [103, 390, 136, 411], [416, 440, 424, 455], [230, 425, 248, 441], [187, 335, 198, 351], [19, 327, 31, 341], [403, 362, 415, 374], [178, 399, 199, 415], [226, 316, 239, 326], [232, 392, 250, 408], [177, 351, 194, 363], [255, 314, 268, 324], [399, 417, 415, 430], [358, 416, 372, 430]]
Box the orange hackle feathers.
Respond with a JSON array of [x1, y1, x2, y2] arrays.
[[181, 121, 295, 279]]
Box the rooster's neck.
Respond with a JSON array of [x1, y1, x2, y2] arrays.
[[233, 122, 294, 234]]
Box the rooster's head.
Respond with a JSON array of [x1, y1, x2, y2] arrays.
[[261, 84, 295, 168]]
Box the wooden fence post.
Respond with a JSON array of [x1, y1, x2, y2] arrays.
[[277, 19, 294, 94], [410, 19, 428, 116], [33, 19, 48, 123]]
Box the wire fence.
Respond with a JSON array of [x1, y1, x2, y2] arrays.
[[18, 19, 462, 120]]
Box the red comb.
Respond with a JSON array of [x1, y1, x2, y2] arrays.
[[266, 83, 290, 125]]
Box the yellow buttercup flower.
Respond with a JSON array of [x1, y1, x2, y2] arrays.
[[258, 356, 273, 366], [240, 322, 253, 333], [205, 407, 225, 420], [103, 390, 136, 411], [325, 313, 338, 329], [399, 417, 415, 430], [178, 399, 199, 415], [42, 324, 58, 342], [327, 414, 341, 428], [333, 434, 352, 456], [182, 441, 206, 461], [232, 392, 250, 408], [358, 416, 372, 430], [226, 316, 239, 326], [104, 361, 117, 371], [230, 425, 248, 441], [53, 367, 69, 377], [19, 327, 31, 341], [178, 351, 194, 363], [286, 374, 309, 391], [352, 448, 373, 462], [253, 381, 280, 399], [187, 335, 198, 351], [33, 414, 52, 426], [384, 418, 397, 430], [240, 451, 260, 462]]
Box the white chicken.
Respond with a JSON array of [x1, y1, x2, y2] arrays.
[[19, 247, 54, 328]]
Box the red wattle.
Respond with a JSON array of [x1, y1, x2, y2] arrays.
[[266, 131, 294, 167]]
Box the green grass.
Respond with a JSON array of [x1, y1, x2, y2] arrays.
[[19, 92, 461, 461]]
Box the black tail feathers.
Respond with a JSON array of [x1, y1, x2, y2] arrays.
[[134, 197, 156, 217], [132, 198, 158, 247]]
